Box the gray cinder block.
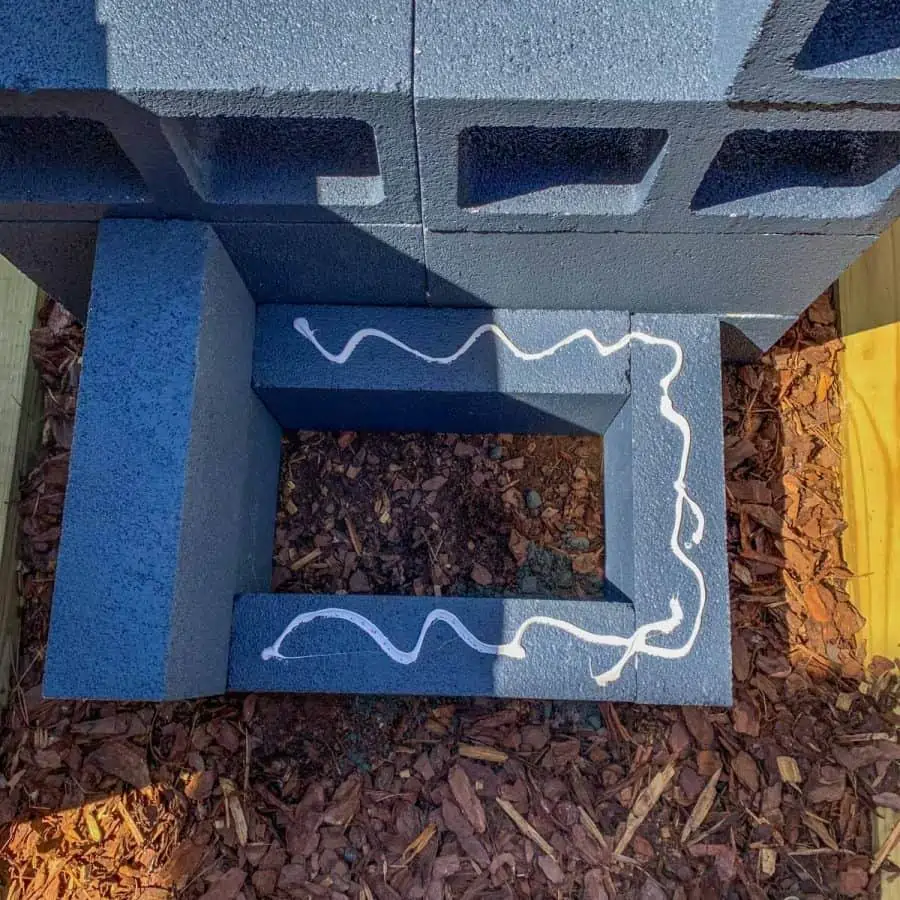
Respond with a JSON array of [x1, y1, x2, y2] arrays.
[[229, 310, 731, 704], [228, 594, 638, 700], [416, 94, 900, 235], [43, 220, 281, 700], [730, 0, 900, 105], [424, 230, 874, 346], [0, 221, 97, 320], [628, 314, 730, 705], [0, 0, 419, 224], [215, 223, 427, 305], [252, 305, 629, 433]]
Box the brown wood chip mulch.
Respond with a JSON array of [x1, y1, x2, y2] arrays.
[[1, 292, 898, 900]]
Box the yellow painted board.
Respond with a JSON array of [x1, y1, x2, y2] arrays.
[[838, 223, 900, 664], [838, 221, 900, 895], [0, 256, 41, 708]]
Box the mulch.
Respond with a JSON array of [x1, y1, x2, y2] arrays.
[[0, 293, 898, 900]]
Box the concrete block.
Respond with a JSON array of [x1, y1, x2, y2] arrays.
[[0, 222, 96, 321], [43, 219, 281, 700], [730, 0, 900, 105], [412, 0, 772, 234], [229, 594, 637, 700], [252, 305, 629, 433], [424, 230, 875, 333], [720, 314, 797, 359], [0, 113, 149, 215], [215, 224, 426, 306], [628, 314, 730, 705], [231, 310, 731, 704], [416, 93, 900, 235], [0, 0, 419, 223], [415, 0, 766, 105]]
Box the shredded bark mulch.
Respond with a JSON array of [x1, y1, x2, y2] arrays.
[[0, 293, 898, 900]]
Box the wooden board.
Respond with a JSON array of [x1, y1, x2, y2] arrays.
[[0, 257, 41, 709], [837, 220, 900, 895]]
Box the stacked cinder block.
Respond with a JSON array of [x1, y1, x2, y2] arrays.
[[0, 0, 425, 313], [414, 0, 900, 349], [0, 0, 894, 703], [0, 1, 895, 344]]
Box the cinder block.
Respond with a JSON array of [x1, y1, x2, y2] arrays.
[[413, 0, 771, 234], [231, 310, 731, 704], [0, 222, 97, 320], [730, 0, 900, 105], [628, 314, 730, 705], [229, 594, 637, 700], [720, 314, 797, 359], [424, 230, 875, 339], [253, 305, 630, 433], [215, 223, 426, 305], [43, 220, 281, 700], [0, 0, 419, 223], [417, 89, 900, 235]]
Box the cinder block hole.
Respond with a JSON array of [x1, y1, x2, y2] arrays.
[[171, 116, 384, 206], [691, 129, 900, 218], [272, 431, 604, 600], [795, 0, 900, 76], [0, 116, 148, 204], [457, 126, 668, 215]]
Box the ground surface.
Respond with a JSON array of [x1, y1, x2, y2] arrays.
[[0, 295, 898, 899]]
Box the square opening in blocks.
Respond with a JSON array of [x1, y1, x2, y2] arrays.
[[272, 432, 605, 601], [0, 116, 148, 205], [795, 0, 900, 79], [691, 129, 900, 219], [457, 126, 668, 216], [171, 116, 384, 207]]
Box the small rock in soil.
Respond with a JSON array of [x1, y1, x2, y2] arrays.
[[525, 489, 542, 509]]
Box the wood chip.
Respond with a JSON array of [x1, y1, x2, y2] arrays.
[[681, 766, 721, 843], [457, 743, 508, 764], [801, 811, 839, 851], [290, 547, 322, 571], [615, 760, 676, 855], [220, 779, 248, 846], [345, 515, 362, 554], [776, 755, 802, 785], [448, 765, 486, 833], [758, 847, 777, 878], [496, 797, 555, 858], [578, 806, 609, 852], [399, 822, 437, 866]]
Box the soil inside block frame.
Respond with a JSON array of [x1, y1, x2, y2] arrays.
[[271, 431, 604, 600]]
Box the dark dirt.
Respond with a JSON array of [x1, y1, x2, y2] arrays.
[[274, 431, 604, 599]]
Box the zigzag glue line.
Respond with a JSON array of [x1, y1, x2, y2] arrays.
[[260, 317, 706, 688]]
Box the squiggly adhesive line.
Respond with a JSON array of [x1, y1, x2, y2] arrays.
[[261, 318, 706, 688]]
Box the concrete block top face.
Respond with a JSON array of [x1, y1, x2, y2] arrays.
[[414, 0, 769, 102], [253, 305, 630, 398], [729, 0, 900, 103], [692, 129, 900, 221], [229, 594, 637, 700], [0, 114, 149, 206], [0, 0, 413, 95]]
